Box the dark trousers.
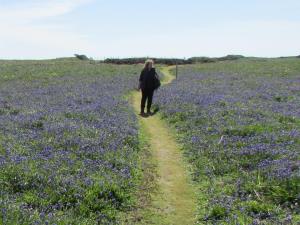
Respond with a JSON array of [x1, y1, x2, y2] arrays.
[[141, 89, 154, 113]]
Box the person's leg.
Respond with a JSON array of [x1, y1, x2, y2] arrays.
[[140, 90, 147, 114], [147, 90, 154, 113]]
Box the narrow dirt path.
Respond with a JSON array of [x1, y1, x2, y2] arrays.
[[132, 66, 198, 225]]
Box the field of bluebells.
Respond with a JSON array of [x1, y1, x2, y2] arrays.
[[0, 59, 142, 224], [155, 58, 300, 224]]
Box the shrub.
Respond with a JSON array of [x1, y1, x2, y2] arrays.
[[74, 54, 89, 60], [103, 57, 192, 65]]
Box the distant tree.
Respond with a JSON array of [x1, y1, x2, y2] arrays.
[[102, 55, 246, 65], [218, 55, 245, 61], [189, 57, 217, 63], [74, 54, 89, 60], [103, 57, 192, 65]]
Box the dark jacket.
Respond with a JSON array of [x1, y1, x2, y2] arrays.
[[139, 68, 156, 91]]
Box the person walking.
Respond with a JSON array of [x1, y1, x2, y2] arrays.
[[138, 59, 159, 117]]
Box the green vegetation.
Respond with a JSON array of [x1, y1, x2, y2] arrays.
[[1, 56, 300, 224], [155, 58, 300, 224], [0, 59, 143, 224]]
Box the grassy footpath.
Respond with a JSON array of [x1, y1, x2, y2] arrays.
[[125, 67, 198, 224]]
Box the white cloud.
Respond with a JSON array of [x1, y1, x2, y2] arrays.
[[0, 0, 93, 22], [0, 0, 94, 59]]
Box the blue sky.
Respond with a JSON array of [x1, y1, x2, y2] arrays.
[[0, 0, 299, 59]]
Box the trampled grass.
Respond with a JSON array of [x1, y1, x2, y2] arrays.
[[130, 70, 198, 225]]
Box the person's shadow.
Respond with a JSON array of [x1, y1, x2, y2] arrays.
[[147, 107, 159, 117], [152, 107, 159, 116]]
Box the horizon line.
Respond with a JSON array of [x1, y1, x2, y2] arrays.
[[1, 54, 300, 61]]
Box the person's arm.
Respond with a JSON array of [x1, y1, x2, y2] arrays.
[[139, 71, 143, 82], [151, 68, 157, 83], [138, 71, 144, 90]]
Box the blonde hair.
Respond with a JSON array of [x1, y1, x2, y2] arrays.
[[144, 59, 154, 70]]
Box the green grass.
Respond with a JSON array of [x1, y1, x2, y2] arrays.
[[0, 58, 141, 83], [159, 58, 300, 224], [187, 57, 300, 77], [0, 58, 143, 224]]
